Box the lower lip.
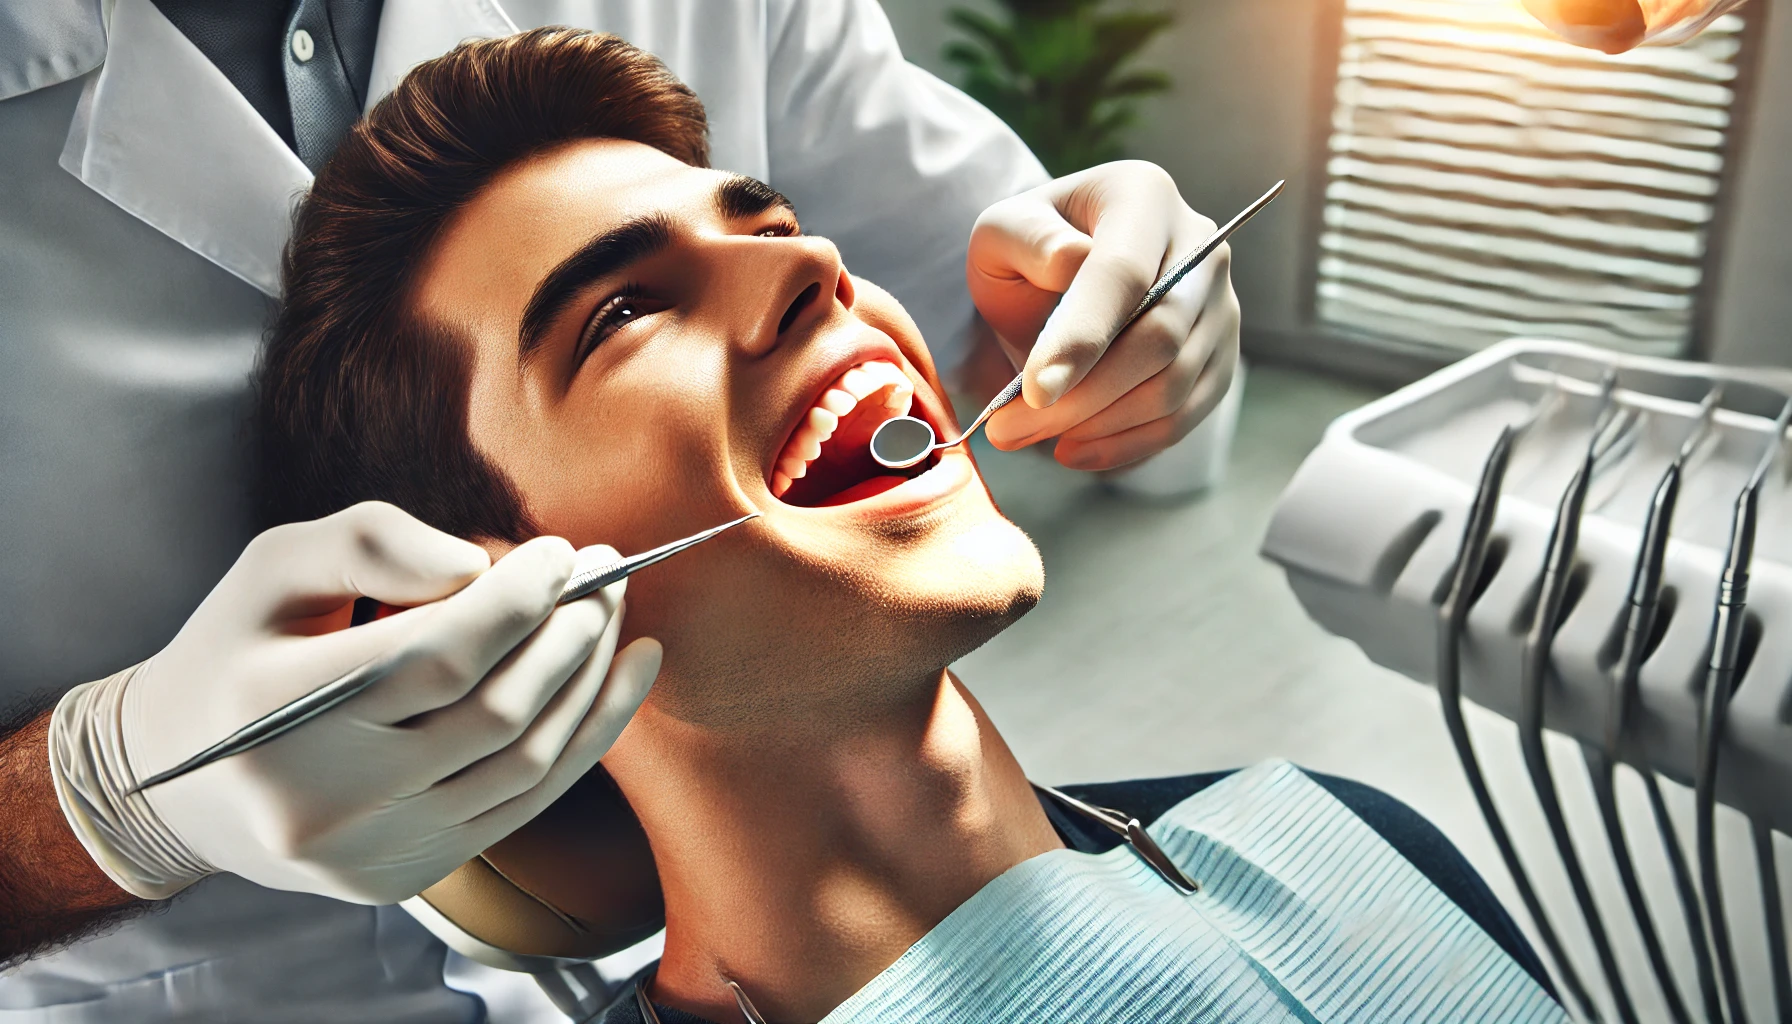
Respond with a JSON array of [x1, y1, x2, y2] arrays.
[[808, 448, 974, 519]]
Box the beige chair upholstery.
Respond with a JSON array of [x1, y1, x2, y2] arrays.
[[406, 766, 665, 968]]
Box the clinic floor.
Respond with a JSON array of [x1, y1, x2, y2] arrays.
[[960, 362, 1789, 1024]]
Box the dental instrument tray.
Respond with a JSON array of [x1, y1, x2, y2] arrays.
[[1263, 339, 1792, 832]]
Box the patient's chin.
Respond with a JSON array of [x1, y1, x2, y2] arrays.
[[913, 519, 1042, 627], [639, 516, 1042, 728], [864, 517, 1044, 668]]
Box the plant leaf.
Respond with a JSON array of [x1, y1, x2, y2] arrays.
[[1103, 70, 1172, 99], [947, 2, 1174, 175], [1092, 11, 1175, 68], [947, 9, 1026, 74]]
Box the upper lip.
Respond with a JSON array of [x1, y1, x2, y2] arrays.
[[765, 329, 948, 486]]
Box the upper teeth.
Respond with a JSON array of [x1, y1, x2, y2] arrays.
[[772, 359, 914, 497]]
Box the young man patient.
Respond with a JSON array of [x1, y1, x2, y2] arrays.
[[257, 30, 1563, 1024]]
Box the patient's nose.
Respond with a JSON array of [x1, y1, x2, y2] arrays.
[[733, 237, 850, 357]]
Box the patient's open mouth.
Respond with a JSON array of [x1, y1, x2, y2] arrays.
[[772, 359, 938, 507]]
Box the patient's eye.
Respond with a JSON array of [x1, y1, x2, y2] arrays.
[[756, 221, 800, 238], [576, 288, 668, 364]]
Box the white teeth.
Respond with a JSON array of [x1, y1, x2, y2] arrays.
[[839, 361, 913, 403], [819, 389, 856, 416], [772, 359, 917, 497], [838, 367, 877, 400]]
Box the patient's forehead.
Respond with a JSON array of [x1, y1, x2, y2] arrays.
[[414, 138, 719, 345]]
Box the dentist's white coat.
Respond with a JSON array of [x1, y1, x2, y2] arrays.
[[0, 0, 1043, 1018]]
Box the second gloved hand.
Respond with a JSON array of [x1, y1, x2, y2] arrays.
[[49, 502, 661, 904], [1521, 0, 1749, 52], [967, 161, 1242, 472]]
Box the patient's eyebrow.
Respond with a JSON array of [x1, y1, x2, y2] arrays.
[[716, 174, 795, 221], [519, 215, 674, 362]]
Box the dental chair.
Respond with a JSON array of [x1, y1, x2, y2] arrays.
[[401, 765, 666, 1018]]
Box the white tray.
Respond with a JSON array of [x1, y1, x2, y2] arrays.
[[1262, 339, 1792, 831]]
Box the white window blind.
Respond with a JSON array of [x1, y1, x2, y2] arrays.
[[1318, 0, 1746, 357]]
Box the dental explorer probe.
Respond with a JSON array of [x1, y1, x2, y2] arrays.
[[1582, 388, 1721, 1024], [1695, 398, 1792, 1024], [128, 513, 762, 795], [868, 179, 1286, 471], [1520, 372, 1644, 1024], [1437, 414, 1598, 1021]]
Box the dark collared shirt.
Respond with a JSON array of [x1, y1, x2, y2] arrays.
[[148, 0, 381, 168]]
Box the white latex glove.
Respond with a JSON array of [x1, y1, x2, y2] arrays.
[[48, 502, 661, 904], [968, 160, 1242, 472], [1521, 0, 1749, 52]]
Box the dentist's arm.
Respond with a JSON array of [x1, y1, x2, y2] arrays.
[[1522, 0, 1750, 52], [2, 501, 659, 967], [0, 705, 138, 969]]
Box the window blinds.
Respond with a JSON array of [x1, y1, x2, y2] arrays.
[[1318, 0, 1746, 357]]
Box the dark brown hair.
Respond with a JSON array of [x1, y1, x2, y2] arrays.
[[257, 28, 710, 541]]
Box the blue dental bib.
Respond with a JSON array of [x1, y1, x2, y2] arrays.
[[821, 761, 1566, 1024]]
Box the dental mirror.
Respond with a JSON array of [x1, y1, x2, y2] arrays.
[[868, 414, 944, 471], [868, 179, 1285, 471]]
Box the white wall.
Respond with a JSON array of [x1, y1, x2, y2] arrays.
[[1705, 0, 1792, 367], [879, 0, 1792, 372]]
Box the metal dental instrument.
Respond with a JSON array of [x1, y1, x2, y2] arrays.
[[1520, 370, 1643, 1024], [129, 513, 763, 795], [868, 179, 1286, 471], [726, 980, 770, 1024], [1696, 398, 1792, 1024], [1437, 401, 1597, 1021], [1581, 387, 1722, 1024], [556, 513, 760, 603], [1036, 783, 1200, 895]]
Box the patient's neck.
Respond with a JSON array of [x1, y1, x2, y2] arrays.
[[601, 670, 1060, 1023]]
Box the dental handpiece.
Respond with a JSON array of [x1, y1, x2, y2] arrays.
[[1695, 398, 1792, 1024], [128, 513, 761, 795], [868, 180, 1286, 471], [1587, 387, 1721, 1024], [1520, 370, 1643, 1024], [1612, 394, 1716, 694], [1437, 417, 1598, 1022]]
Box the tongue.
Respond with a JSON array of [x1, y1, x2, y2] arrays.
[[818, 475, 908, 507]]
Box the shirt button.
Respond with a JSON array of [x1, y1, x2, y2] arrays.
[[291, 28, 315, 63]]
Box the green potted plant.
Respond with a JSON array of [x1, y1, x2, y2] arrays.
[[943, 0, 1174, 177]]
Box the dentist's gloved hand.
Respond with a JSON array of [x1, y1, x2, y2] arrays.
[[1521, 0, 1749, 52], [968, 160, 1241, 471], [48, 501, 661, 904]]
